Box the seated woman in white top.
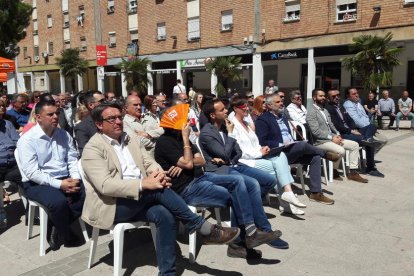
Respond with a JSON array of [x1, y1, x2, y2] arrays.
[[228, 97, 306, 215]]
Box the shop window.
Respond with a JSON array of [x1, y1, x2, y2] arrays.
[[221, 10, 233, 31], [187, 17, 200, 41], [284, 0, 300, 22], [157, 22, 166, 41], [47, 14, 53, 28], [336, 0, 357, 22], [109, 32, 116, 48]]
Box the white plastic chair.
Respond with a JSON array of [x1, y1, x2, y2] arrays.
[[15, 150, 89, 256], [77, 160, 157, 276]]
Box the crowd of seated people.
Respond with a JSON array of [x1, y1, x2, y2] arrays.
[[0, 85, 398, 275]]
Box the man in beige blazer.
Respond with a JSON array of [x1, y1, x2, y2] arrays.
[[81, 101, 239, 275]]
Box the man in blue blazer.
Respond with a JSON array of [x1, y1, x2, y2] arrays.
[[255, 94, 339, 205]]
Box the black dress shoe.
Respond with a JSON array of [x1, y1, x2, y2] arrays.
[[367, 169, 385, 178], [360, 138, 383, 148], [48, 226, 64, 251], [64, 231, 84, 248], [227, 242, 262, 259]]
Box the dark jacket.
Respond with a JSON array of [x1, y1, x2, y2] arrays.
[[325, 103, 357, 135], [199, 123, 242, 172], [74, 115, 97, 156], [255, 111, 291, 148]]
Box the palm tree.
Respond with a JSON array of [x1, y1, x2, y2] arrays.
[[55, 48, 88, 92], [341, 32, 403, 91], [116, 57, 151, 96], [205, 56, 242, 96]]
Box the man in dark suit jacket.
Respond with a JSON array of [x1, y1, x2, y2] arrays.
[[326, 90, 384, 177], [255, 94, 339, 205], [74, 91, 104, 156]]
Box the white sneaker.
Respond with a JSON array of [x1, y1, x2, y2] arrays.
[[279, 200, 305, 215], [281, 192, 307, 208]]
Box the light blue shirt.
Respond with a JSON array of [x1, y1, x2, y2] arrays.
[[274, 114, 294, 146], [17, 124, 80, 189], [343, 100, 370, 128]]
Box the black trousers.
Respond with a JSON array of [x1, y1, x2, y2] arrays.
[[377, 111, 395, 128], [22, 180, 85, 240], [0, 163, 22, 186]]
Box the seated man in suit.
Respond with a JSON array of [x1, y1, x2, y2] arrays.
[[326, 90, 384, 178], [81, 102, 239, 275], [17, 100, 85, 251], [155, 105, 283, 257], [306, 89, 367, 183], [255, 94, 340, 205], [343, 87, 388, 153], [74, 91, 104, 156]]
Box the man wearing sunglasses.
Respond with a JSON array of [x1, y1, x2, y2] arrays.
[[17, 100, 85, 251]]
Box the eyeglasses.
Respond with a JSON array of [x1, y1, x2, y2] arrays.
[[103, 115, 123, 123], [332, 94, 340, 98]]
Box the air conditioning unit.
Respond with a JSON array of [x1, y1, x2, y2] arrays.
[[222, 23, 233, 30], [188, 36, 200, 41], [42, 52, 48, 58], [34, 56, 40, 62], [128, 1, 137, 13], [158, 35, 166, 40]]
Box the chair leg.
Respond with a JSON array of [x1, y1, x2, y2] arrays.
[[297, 166, 306, 195], [328, 161, 333, 183], [113, 224, 126, 276], [149, 223, 157, 251], [214, 208, 222, 225], [79, 219, 89, 242], [88, 227, 100, 269], [39, 206, 48, 256], [322, 159, 329, 185], [188, 205, 197, 263], [27, 203, 35, 240]]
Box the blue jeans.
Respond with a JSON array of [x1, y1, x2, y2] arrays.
[[180, 172, 254, 226], [230, 165, 275, 233], [114, 188, 205, 276]]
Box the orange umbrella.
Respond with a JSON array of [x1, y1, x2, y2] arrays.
[[0, 57, 15, 73], [0, 73, 7, 82]]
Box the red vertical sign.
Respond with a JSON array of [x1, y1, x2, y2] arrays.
[[96, 45, 107, 66]]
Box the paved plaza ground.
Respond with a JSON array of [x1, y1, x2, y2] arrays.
[[1, 129, 414, 276]]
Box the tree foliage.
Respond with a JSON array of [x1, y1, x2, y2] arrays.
[[55, 48, 89, 92], [0, 0, 32, 58], [205, 56, 242, 96], [116, 57, 151, 96], [341, 32, 403, 91]]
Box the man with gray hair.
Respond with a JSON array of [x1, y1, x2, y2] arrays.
[[377, 90, 396, 129], [286, 90, 307, 124], [395, 90, 414, 131]]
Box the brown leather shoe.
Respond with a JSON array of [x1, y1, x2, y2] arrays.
[[324, 151, 341, 162], [202, 224, 240, 245], [245, 229, 282, 249], [309, 192, 335, 205], [347, 172, 368, 183], [227, 242, 262, 259]]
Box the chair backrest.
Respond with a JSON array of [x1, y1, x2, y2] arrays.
[[289, 120, 307, 141], [14, 149, 29, 182], [194, 138, 206, 172]]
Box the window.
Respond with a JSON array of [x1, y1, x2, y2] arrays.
[[34, 46, 39, 57], [47, 42, 54, 55], [64, 41, 71, 49], [221, 10, 233, 31], [80, 36, 87, 51], [128, 0, 137, 13], [109, 32, 116, 47], [157, 22, 166, 40], [336, 0, 357, 22], [77, 5, 85, 26], [23, 47, 28, 58], [284, 0, 300, 22], [405, 0, 414, 4], [108, 0, 115, 13], [33, 19, 38, 35], [47, 14, 53, 28], [63, 11, 69, 28], [187, 17, 200, 41], [130, 29, 138, 42]]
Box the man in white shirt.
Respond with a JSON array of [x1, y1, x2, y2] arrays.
[[265, 79, 278, 95], [286, 90, 307, 124], [173, 79, 186, 94], [17, 100, 85, 251], [395, 90, 414, 131]]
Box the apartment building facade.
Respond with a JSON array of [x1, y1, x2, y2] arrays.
[[12, 0, 414, 101]]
